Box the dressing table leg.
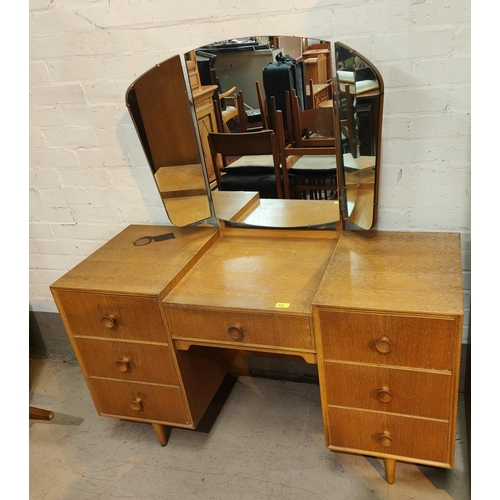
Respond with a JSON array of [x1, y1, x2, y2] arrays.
[[152, 423, 168, 446], [383, 458, 396, 484]]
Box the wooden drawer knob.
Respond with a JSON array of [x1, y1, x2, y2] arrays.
[[116, 357, 130, 372], [376, 387, 393, 403], [227, 325, 244, 341], [378, 431, 393, 447], [375, 336, 392, 354], [129, 398, 142, 411], [101, 315, 116, 329]]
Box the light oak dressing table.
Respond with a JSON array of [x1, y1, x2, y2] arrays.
[[51, 40, 464, 484]]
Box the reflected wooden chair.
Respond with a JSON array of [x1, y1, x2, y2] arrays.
[[275, 94, 337, 200], [255, 81, 269, 130], [214, 89, 263, 134], [289, 89, 336, 148], [208, 130, 284, 199], [236, 90, 264, 133], [213, 86, 238, 133]]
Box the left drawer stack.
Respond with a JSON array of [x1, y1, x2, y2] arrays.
[[53, 291, 190, 426], [49, 224, 222, 445]]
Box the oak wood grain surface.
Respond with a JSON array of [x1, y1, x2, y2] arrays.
[[167, 307, 313, 350], [318, 310, 458, 370], [324, 360, 452, 420], [164, 230, 338, 314], [90, 378, 189, 425], [55, 292, 168, 343], [51, 225, 220, 297], [76, 338, 179, 385], [314, 231, 464, 315], [327, 406, 451, 466]]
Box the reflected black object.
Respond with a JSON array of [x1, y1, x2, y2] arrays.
[[263, 52, 306, 131], [134, 233, 176, 246]]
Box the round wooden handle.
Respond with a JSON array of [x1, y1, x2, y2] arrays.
[[101, 315, 116, 329], [116, 357, 130, 372], [375, 336, 392, 354], [129, 398, 142, 411], [378, 431, 393, 447], [376, 387, 393, 403], [227, 325, 244, 341]]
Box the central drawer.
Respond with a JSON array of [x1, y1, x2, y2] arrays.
[[165, 306, 314, 351]]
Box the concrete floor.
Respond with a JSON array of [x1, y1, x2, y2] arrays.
[[29, 354, 470, 500]]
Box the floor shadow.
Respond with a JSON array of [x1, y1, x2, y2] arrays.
[[29, 411, 84, 428], [364, 455, 387, 481], [189, 372, 238, 434]]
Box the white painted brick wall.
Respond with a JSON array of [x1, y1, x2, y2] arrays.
[[29, 0, 471, 341]]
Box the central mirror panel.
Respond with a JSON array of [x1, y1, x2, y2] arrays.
[[185, 36, 341, 228]]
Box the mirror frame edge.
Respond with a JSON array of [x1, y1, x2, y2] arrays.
[[334, 41, 385, 230]]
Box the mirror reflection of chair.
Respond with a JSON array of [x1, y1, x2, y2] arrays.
[[213, 89, 263, 134], [276, 93, 338, 200], [208, 130, 284, 199], [255, 81, 269, 129], [217, 86, 238, 131], [235, 91, 265, 133]]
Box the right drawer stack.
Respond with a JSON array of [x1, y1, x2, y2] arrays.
[[318, 309, 461, 466]]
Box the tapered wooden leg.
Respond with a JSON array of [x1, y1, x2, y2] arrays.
[[152, 423, 168, 446], [383, 458, 397, 484], [29, 406, 54, 421]]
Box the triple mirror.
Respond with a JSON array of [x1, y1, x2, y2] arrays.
[[126, 37, 384, 230]]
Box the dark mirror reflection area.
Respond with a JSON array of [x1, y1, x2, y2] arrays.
[[126, 37, 383, 230]]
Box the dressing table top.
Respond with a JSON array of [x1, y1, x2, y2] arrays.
[[51, 225, 219, 297], [314, 230, 463, 315], [164, 228, 339, 315]]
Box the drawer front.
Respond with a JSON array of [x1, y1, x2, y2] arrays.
[[90, 378, 189, 425], [57, 291, 167, 343], [324, 362, 452, 420], [327, 406, 451, 465], [166, 306, 313, 351], [319, 310, 457, 370], [75, 338, 179, 385], [315, 89, 329, 106]]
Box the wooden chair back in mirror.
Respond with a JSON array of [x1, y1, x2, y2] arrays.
[[255, 81, 269, 130], [208, 130, 284, 199], [275, 103, 337, 201], [235, 91, 264, 133], [290, 91, 336, 149], [213, 90, 264, 134], [216, 86, 238, 132]]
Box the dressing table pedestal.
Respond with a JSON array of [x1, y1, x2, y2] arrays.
[[313, 230, 464, 483], [50, 225, 232, 445]]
